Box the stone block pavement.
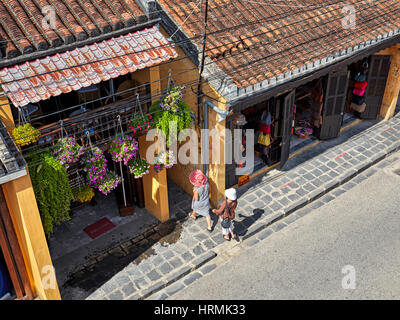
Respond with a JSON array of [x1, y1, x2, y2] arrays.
[[86, 112, 400, 300]]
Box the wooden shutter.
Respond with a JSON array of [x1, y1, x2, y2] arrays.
[[362, 55, 391, 120], [319, 69, 350, 140], [279, 90, 295, 169], [225, 116, 238, 188]]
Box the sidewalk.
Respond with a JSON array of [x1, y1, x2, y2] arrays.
[[84, 110, 400, 300]]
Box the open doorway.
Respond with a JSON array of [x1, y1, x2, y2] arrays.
[[0, 251, 13, 300]]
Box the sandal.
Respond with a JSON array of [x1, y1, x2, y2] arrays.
[[224, 236, 231, 241], [207, 227, 213, 233], [188, 212, 197, 220]]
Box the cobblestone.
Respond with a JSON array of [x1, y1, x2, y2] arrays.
[[87, 112, 400, 301]]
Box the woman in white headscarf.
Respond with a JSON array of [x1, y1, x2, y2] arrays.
[[212, 188, 239, 241]]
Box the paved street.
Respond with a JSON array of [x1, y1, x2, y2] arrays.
[[166, 152, 400, 299], [80, 110, 400, 301]]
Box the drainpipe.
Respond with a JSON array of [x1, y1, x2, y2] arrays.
[[203, 100, 231, 178], [204, 100, 231, 122]]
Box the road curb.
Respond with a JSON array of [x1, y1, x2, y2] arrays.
[[142, 143, 400, 300]]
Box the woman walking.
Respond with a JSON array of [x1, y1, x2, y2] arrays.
[[212, 188, 239, 241], [188, 170, 212, 232]]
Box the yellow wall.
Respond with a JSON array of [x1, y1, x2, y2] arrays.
[[158, 27, 227, 207], [138, 134, 169, 222]]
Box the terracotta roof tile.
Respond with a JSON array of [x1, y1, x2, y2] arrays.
[[0, 25, 178, 107], [0, 0, 148, 63], [159, 0, 400, 88]]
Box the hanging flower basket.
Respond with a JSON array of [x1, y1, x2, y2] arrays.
[[127, 157, 150, 178], [95, 171, 121, 195], [108, 135, 138, 165], [81, 147, 108, 186], [154, 150, 176, 173], [160, 85, 186, 113], [72, 185, 95, 203], [53, 137, 83, 168], [151, 85, 194, 148], [81, 147, 107, 170], [128, 113, 153, 134], [12, 123, 40, 147]]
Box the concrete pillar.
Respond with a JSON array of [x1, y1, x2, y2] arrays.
[[380, 46, 400, 119], [138, 135, 170, 222], [149, 65, 162, 103]]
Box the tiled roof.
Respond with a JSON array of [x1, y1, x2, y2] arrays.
[[0, 119, 26, 184], [0, 0, 147, 61], [0, 25, 178, 107], [158, 0, 400, 96]]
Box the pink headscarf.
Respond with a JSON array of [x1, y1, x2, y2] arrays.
[[189, 170, 208, 187]]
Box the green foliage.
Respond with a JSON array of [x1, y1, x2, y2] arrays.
[[72, 185, 95, 203], [27, 149, 74, 236], [153, 101, 193, 147]]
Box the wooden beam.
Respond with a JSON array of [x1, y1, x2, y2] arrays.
[[0, 187, 33, 299], [380, 48, 400, 119]]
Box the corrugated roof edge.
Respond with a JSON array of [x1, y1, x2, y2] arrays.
[[225, 28, 400, 105], [0, 17, 162, 69], [0, 120, 27, 185]]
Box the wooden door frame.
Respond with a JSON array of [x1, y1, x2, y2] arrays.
[[362, 55, 392, 119], [0, 187, 33, 300], [279, 90, 296, 169], [318, 69, 350, 140]]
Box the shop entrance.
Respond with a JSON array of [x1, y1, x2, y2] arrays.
[[225, 90, 295, 187], [0, 251, 12, 299], [225, 62, 378, 188]]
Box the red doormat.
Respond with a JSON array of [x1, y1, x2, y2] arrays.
[[83, 218, 116, 239]]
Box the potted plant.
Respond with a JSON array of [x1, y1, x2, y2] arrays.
[[154, 150, 176, 173], [95, 171, 121, 195], [127, 157, 150, 178], [108, 135, 138, 165], [81, 147, 108, 186], [53, 137, 83, 168], [152, 85, 194, 147], [12, 123, 40, 147], [72, 184, 95, 204], [128, 113, 153, 134]]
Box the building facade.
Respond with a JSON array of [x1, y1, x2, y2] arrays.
[[0, 0, 400, 299]]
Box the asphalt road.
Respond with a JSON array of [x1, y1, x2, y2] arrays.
[[169, 155, 400, 300]]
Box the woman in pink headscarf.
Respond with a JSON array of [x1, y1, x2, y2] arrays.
[[189, 170, 212, 232]]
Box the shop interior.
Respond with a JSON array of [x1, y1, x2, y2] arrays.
[[0, 251, 13, 300], [233, 58, 370, 180]]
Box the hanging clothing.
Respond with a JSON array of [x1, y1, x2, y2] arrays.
[[354, 81, 368, 90], [353, 88, 366, 97], [258, 133, 271, 146], [261, 110, 272, 126]]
